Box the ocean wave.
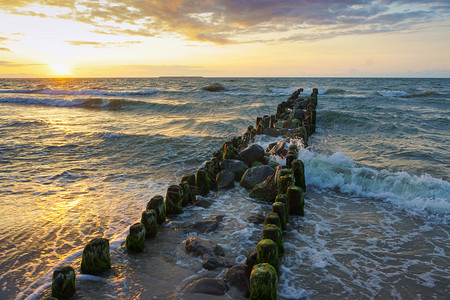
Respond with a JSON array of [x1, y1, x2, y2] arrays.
[[269, 87, 329, 95], [0, 88, 161, 97], [377, 90, 444, 98], [323, 88, 346, 94], [297, 149, 450, 222]]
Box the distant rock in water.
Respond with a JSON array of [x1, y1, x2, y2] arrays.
[[202, 83, 225, 92]]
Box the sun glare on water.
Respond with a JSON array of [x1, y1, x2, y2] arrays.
[[50, 63, 71, 76]]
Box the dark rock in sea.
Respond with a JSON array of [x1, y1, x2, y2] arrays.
[[141, 209, 158, 238], [263, 127, 279, 137], [52, 265, 76, 300], [146, 195, 166, 224], [193, 198, 213, 208], [240, 165, 275, 189], [202, 83, 225, 92], [126, 223, 146, 252], [226, 264, 250, 297], [245, 213, 265, 225], [80, 238, 111, 275], [185, 215, 224, 234], [269, 140, 288, 157], [185, 237, 232, 270], [250, 263, 278, 300], [216, 170, 235, 189], [237, 144, 265, 166], [290, 108, 306, 121], [165, 185, 183, 215], [297, 99, 309, 109], [220, 159, 248, 181], [183, 278, 228, 295], [248, 165, 282, 202], [245, 251, 258, 276]]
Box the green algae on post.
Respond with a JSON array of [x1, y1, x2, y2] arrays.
[[80, 238, 111, 275], [250, 263, 278, 300], [126, 223, 146, 252], [51, 265, 76, 300]]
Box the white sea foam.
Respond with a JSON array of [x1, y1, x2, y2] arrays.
[[297, 148, 450, 222], [377, 90, 411, 97]]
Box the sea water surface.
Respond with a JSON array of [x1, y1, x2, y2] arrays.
[[0, 77, 448, 299]]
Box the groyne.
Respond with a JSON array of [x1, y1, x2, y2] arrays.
[[49, 87, 318, 299]]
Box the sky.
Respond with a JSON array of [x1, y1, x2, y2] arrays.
[[0, 0, 449, 78]]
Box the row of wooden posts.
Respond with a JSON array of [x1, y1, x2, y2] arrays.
[[49, 88, 318, 300]]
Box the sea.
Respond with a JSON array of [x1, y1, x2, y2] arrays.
[[0, 77, 448, 299]]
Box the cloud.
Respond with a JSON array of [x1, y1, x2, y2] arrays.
[[1, 1, 449, 44], [0, 47, 10, 51], [64, 40, 142, 47], [0, 60, 46, 67]]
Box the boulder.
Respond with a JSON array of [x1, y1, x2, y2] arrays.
[[226, 264, 250, 297], [185, 237, 231, 270], [52, 266, 76, 300], [248, 166, 282, 202], [245, 214, 265, 225], [263, 127, 279, 137], [269, 140, 288, 157], [216, 170, 235, 190], [250, 263, 277, 300], [146, 195, 165, 224], [141, 209, 158, 238], [193, 198, 213, 208], [183, 278, 228, 295], [220, 159, 248, 180], [237, 144, 265, 166], [185, 215, 224, 234], [80, 238, 111, 275], [126, 223, 146, 252], [202, 83, 225, 92], [240, 165, 275, 189]]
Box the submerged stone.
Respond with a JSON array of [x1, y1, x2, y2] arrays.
[[146, 195, 166, 224], [240, 165, 275, 189], [52, 265, 76, 300], [226, 264, 250, 297], [185, 237, 231, 270], [183, 278, 228, 296], [126, 223, 146, 252], [250, 263, 278, 300], [220, 159, 248, 181], [80, 238, 111, 275], [141, 209, 158, 238]]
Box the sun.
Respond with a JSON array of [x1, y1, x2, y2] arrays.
[[50, 63, 71, 76]]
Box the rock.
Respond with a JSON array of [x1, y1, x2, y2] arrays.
[[80, 238, 111, 275], [183, 278, 228, 295], [264, 212, 281, 230], [240, 165, 275, 189], [250, 160, 264, 168], [202, 83, 225, 92], [292, 159, 306, 191], [193, 198, 213, 208], [216, 170, 235, 189], [141, 209, 158, 238], [146, 195, 165, 225], [263, 127, 279, 137], [272, 202, 287, 230], [220, 159, 248, 181], [226, 264, 250, 297], [186, 215, 224, 234], [245, 251, 258, 276], [237, 144, 265, 166], [262, 224, 284, 254], [297, 99, 309, 109], [290, 109, 306, 121], [269, 140, 288, 157], [52, 266, 76, 300], [195, 168, 211, 196], [249, 166, 282, 202], [165, 185, 183, 215], [250, 263, 277, 300], [245, 214, 265, 225], [185, 237, 231, 270], [256, 239, 279, 271], [287, 186, 305, 216], [249, 183, 268, 200], [126, 223, 146, 252]]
